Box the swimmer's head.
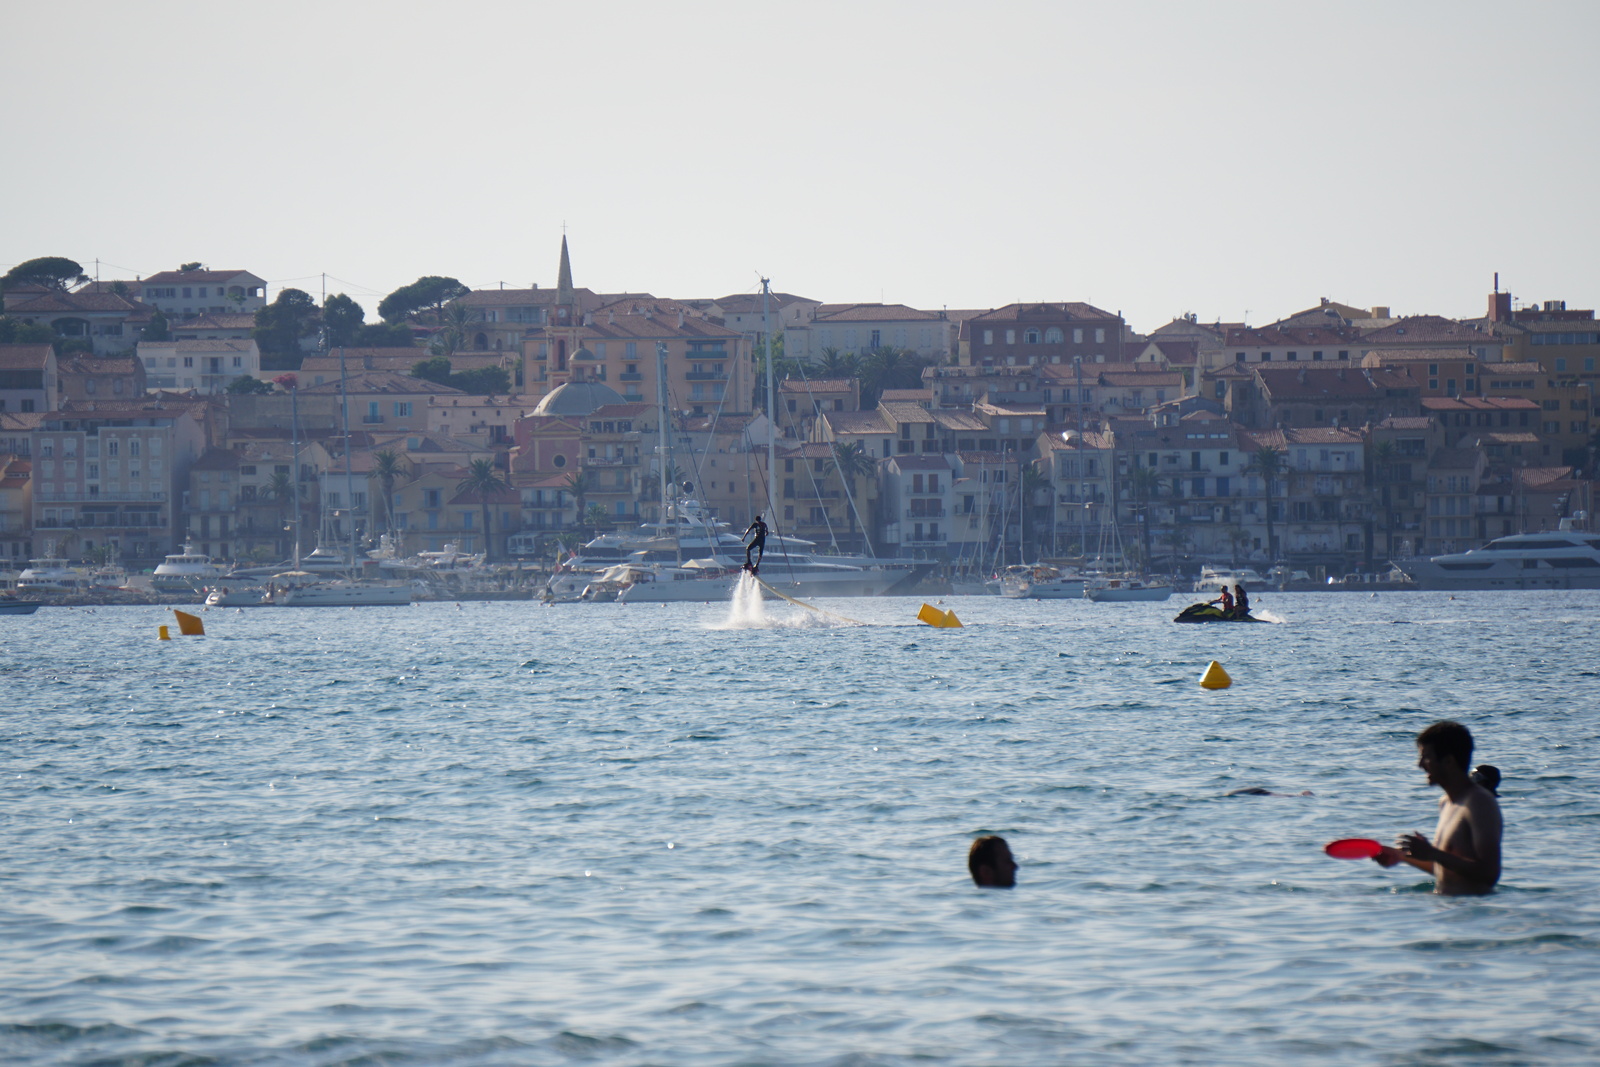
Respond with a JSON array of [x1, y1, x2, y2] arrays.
[[968, 835, 1017, 888], [1473, 764, 1501, 796]]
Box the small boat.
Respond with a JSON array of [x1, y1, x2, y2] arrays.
[[16, 554, 88, 591], [1174, 602, 1262, 623], [0, 597, 42, 615], [998, 564, 1086, 599], [1085, 575, 1173, 602]]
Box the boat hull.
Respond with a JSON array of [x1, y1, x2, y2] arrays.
[[1396, 559, 1600, 590], [0, 600, 42, 615]]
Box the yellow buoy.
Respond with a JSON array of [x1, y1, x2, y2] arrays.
[[1199, 660, 1232, 689], [917, 603, 963, 628], [173, 610, 205, 636], [158, 625, 171, 641]]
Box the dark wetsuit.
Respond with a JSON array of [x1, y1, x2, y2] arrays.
[[743, 517, 768, 570]]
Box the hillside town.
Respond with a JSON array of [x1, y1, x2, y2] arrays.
[[1, 244, 1596, 583]]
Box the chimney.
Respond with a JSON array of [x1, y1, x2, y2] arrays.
[[1488, 290, 1511, 323], [677, 311, 685, 328]]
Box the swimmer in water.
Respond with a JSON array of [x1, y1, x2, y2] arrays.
[[968, 835, 1017, 888], [1372, 720, 1502, 895], [1226, 787, 1313, 797]]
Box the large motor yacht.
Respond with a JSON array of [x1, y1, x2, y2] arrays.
[[1396, 521, 1600, 590], [151, 542, 228, 592]]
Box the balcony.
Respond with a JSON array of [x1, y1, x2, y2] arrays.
[[36, 488, 167, 502], [685, 371, 727, 381], [619, 372, 644, 382], [907, 506, 947, 518], [688, 348, 729, 359], [362, 414, 386, 424], [902, 533, 948, 544]]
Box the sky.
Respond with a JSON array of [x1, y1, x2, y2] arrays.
[[4, 0, 1597, 334]]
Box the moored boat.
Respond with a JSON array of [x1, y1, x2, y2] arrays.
[[1394, 521, 1600, 590]]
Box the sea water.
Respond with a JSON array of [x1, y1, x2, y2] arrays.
[[3, 591, 1599, 1065]]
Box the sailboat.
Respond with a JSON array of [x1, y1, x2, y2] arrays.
[[1082, 502, 1172, 602]]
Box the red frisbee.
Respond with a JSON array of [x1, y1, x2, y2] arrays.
[[1324, 837, 1383, 860]]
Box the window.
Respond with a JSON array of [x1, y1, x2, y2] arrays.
[[1095, 328, 1105, 343], [394, 402, 412, 417], [1287, 351, 1298, 362], [1024, 329, 1041, 344], [1045, 327, 1064, 343], [232, 357, 242, 367], [625, 342, 637, 358], [982, 330, 993, 345], [183, 357, 193, 367], [107, 440, 118, 456], [1005, 330, 1015, 344]]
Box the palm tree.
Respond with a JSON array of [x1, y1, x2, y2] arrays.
[[1245, 445, 1286, 562], [584, 502, 609, 532], [563, 469, 593, 524], [372, 450, 404, 534], [817, 347, 860, 379], [456, 458, 509, 561], [831, 441, 877, 543], [264, 470, 295, 555], [1126, 465, 1163, 574], [860, 346, 929, 408], [1019, 465, 1051, 559]]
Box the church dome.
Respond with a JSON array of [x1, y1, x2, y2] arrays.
[[571, 346, 598, 361], [532, 380, 627, 417]]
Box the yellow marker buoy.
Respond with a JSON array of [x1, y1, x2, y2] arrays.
[[1199, 660, 1232, 689], [158, 625, 171, 641], [917, 603, 963, 628], [173, 610, 205, 636]]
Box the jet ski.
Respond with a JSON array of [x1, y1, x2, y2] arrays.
[[1174, 602, 1262, 623]]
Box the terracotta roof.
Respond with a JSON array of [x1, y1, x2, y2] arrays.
[[879, 388, 932, 402], [1098, 371, 1182, 387], [60, 356, 140, 375], [708, 293, 816, 314], [1421, 397, 1538, 411], [1375, 416, 1433, 430], [1515, 466, 1576, 487], [1361, 347, 1479, 362], [299, 372, 464, 396], [1482, 362, 1544, 374], [140, 269, 265, 286], [139, 338, 256, 354], [1283, 427, 1364, 445], [811, 303, 943, 323], [967, 302, 1121, 323], [974, 401, 1047, 417], [777, 442, 839, 459], [780, 378, 856, 393], [879, 401, 937, 423], [932, 411, 988, 432], [1359, 316, 1494, 345], [1503, 319, 1599, 335], [8, 290, 150, 314], [0, 343, 53, 369], [558, 313, 741, 342], [1475, 432, 1540, 444], [823, 411, 892, 434], [1224, 324, 1362, 346]]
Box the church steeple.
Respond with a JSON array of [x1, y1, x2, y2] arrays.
[[556, 234, 574, 307]]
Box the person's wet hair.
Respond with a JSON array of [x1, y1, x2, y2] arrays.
[[1473, 764, 1501, 796], [1417, 719, 1473, 770], [968, 835, 1016, 888]]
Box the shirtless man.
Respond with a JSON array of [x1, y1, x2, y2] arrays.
[[1373, 720, 1502, 895]]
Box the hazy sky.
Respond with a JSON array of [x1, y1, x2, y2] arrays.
[[5, 1, 1597, 332]]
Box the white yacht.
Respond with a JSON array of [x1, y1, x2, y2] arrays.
[[151, 542, 228, 592], [612, 548, 909, 603], [16, 555, 87, 591], [206, 571, 411, 606], [1396, 522, 1600, 590], [998, 564, 1087, 599], [1084, 575, 1174, 602]]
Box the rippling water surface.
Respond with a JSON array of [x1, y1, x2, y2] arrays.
[[3, 591, 1599, 1065]]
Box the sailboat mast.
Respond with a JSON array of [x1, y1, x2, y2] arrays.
[[290, 384, 302, 569], [338, 345, 355, 569], [656, 340, 674, 561], [762, 278, 775, 521]]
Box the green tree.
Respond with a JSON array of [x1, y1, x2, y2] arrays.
[[1245, 445, 1286, 561], [372, 450, 404, 534], [323, 293, 365, 348], [378, 276, 469, 324], [584, 502, 609, 531], [226, 375, 272, 394], [142, 307, 171, 342], [178, 261, 203, 272], [1019, 464, 1051, 559], [860, 345, 932, 407], [428, 302, 478, 356], [816, 347, 860, 378], [831, 440, 876, 543], [449, 366, 511, 394], [355, 321, 415, 347], [410, 355, 453, 385], [456, 457, 510, 561], [1126, 464, 1164, 574], [0, 316, 54, 344], [253, 288, 320, 358], [1, 256, 88, 292], [563, 469, 593, 521]]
